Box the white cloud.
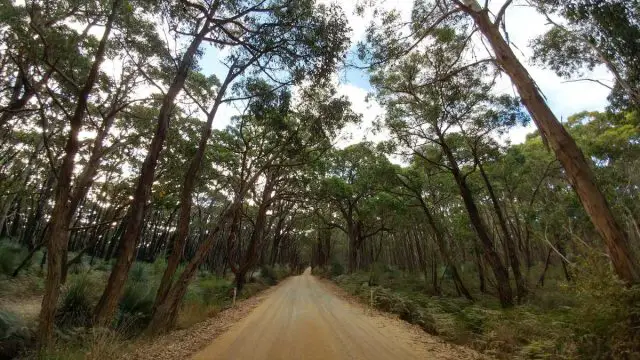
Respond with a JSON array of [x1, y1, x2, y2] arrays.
[[212, 102, 242, 130], [333, 83, 386, 148], [198, 0, 612, 147], [318, 0, 414, 42], [325, 0, 612, 145]]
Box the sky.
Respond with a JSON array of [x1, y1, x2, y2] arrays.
[[199, 0, 613, 146]]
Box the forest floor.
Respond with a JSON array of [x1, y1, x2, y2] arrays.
[[185, 268, 483, 360], [0, 296, 41, 323]]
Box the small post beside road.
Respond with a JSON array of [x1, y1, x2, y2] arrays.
[[233, 288, 237, 306]]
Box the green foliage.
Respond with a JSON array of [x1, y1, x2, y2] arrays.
[[128, 262, 148, 283], [259, 265, 279, 286], [34, 327, 125, 360], [272, 264, 292, 280], [56, 275, 99, 329], [192, 275, 233, 307], [0, 242, 26, 277], [0, 309, 32, 359], [93, 260, 112, 273], [368, 262, 386, 286], [117, 281, 155, 332], [330, 261, 344, 277], [531, 0, 640, 109], [333, 258, 640, 359]]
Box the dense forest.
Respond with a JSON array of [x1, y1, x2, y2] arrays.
[[0, 0, 639, 358]]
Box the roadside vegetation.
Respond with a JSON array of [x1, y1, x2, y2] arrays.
[[0, 247, 291, 359], [1, 0, 640, 359], [318, 257, 640, 359]]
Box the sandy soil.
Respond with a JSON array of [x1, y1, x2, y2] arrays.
[[192, 269, 483, 360], [0, 297, 41, 323], [121, 285, 280, 360]]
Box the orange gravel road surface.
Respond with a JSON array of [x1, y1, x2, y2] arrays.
[[192, 269, 482, 360]]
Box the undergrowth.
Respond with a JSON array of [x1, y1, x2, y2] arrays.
[[0, 242, 290, 359], [323, 256, 640, 359]]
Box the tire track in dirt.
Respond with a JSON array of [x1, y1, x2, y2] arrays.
[[192, 269, 484, 360]]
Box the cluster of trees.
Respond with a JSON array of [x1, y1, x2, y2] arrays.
[[0, 0, 638, 352], [314, 0, 640, 306], [0, 0, 353, 348]]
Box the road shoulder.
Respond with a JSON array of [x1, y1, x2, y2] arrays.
[[119, 280, 286, 360], [315, 276, 489, 360]]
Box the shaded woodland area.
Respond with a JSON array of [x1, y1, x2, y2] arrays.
[[0, 0, 639, 359]]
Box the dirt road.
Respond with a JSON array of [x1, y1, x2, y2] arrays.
[[192, 269, 481, 360]]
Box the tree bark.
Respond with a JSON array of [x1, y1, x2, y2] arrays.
[[438, 135, 511, 306], [557, 242, 572, 282], [21, 170, 54, 249], [146, 203, 239, 333], [93, 18, 213, 326], [416, 198, 473, 301], [233, 173, 276, 291], [538, 247, 553, 287], [475, 245, 486, 293], [475, 155, 527, 301], [153, 65, 234, 312], [461, 3, 640, 285], [347, 221, 361, 273], [147, 169, 264, 333], [36, 0, 121, 348]]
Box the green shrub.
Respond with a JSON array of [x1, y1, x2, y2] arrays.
[[0, 309, 32, 359], [0, 242, 26, 277], [94, 260, 111, 272], [457, 306, 486, 334], [117, 281, 155, 332], [568, 272, 640, 358], [368, 262, 386, 286], [371, 287, 438, 335], [56, 275, 97, 328], [330, 261, 344, 277], [260, 265, 278, 285], [195, 276, 232, 306], [178, 275, 235, 329], [128, 262, 149, 283], [273, 264, 290, 280]]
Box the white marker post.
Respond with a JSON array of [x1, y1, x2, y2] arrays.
[[233, 288, 237, 307]]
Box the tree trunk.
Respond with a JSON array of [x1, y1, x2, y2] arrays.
[[438, 136, 511, 306], [462, 3, 639, 285], [146, 203, 238, 334], [538, 247, 553, 287], [235, 271, 247, 293], [36, 0, 120, 347], [12, 242, 44, 277], [21, 171, 54, 249], [270, 213, 289, 266], [476, 156, 527, 301], [153, 65, 234, 312], [347, 220, 362, 273], [557, 242, 572, 282], [0, 68, 51, 130], [148, 169, 265, 333], [416, 197, 473, 300], [234, 174, 276, 288], [93, 19, 212, 326], [431, 250, 440, 295], [475, 246, 486, 293]]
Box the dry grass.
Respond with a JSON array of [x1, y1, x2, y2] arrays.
[[176, 302, 222, 330], [120, 284, 280, 360], [82, 328, 129, 360]]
